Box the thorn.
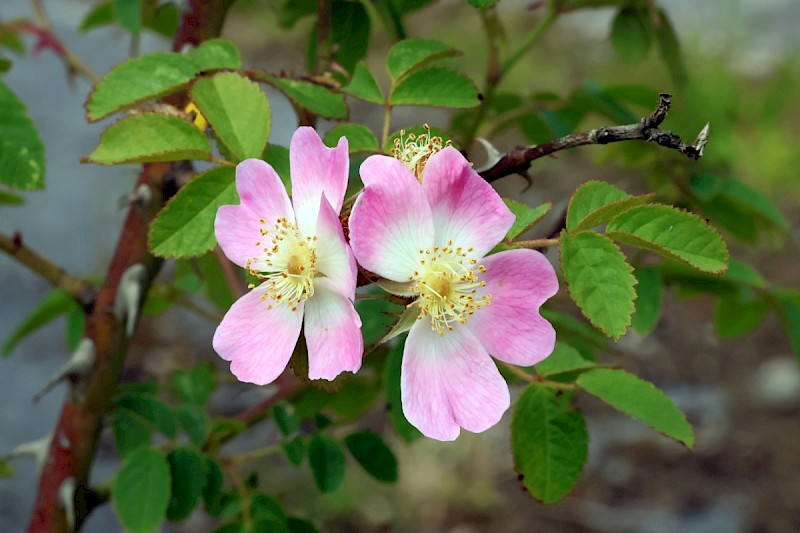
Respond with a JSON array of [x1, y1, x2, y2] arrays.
[[117, 183, 152, 212], [694, 122, 710, 157], [472, 138, 504, 173], [114, 263, 147, 337], [4, 434, 52, 475], [59, 476, 77, 532], [34, 338, 96, 402]]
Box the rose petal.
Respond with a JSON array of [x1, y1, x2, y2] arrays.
[[314, 195, 356, 299], [470, 249, 558, 366], [235, 159, 294, 224], [401, 321, 511, 441], [421, 147, 514, 258], [212, 287, 304, 385], [215, 204, 264, 268], [349, 155, 434, 281], [290, 127, 349, 237], [304, 278, 363, 380]]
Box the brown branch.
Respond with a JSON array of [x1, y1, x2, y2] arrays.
[[479, 93, 710, 183], [26, 2, 235, 531], [0, 232, 96, 311]]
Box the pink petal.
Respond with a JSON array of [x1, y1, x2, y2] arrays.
[[290, 127, 349, 237], [314, 195, 356, 299], [213, 287, 304, 385], [304, 278, 363, 380], [470, 249, 558, 366], [215, 204, 263, 268], [401, 322, 511, 441], [235, 159, 294, 223], [349, 155, 434, 281], [421, 147, 514, 258]]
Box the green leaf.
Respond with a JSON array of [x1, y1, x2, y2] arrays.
[[714, 287, 769, 339], [330, 0, 370, 74], [606, 204, 730, 273], [566, 181, 654, 233], [386, 39, 460, 81], [282, 437, 306, 466], [273, 403, 300, 436], [0, 189, 24, 206], [654, 8, 687, 86], [610, 7, 652, 65], [717, 179, 789, 233], [2, 289, 76, 356], [307, 435, 346, 493], [144, 3, 179, 38], [114, 392, 178, 438], [512, 384, 588, 503], [169, 362, 216, 405], [722, 259, 766, 288], [467, 0, 497, 8], [186, 39, 242, 71], [383, 338, 422, 441], [0, 459, 14, 479], [167, 446, 208, 521], [390, 68, 480, 108], [263, 144, 291, 194], [324, 123, 379, 153], [113, 448, 171, 533], [355, 294, 405, 347], [504, 200, 551, 240], [66, 306, 86, 351], [203, 457, 224, 514], [148, 166, 236, 257], [112, 411, 153, 456], [86, 113, 211, 164], [178, 404, 210, 446], [263, 75, 347, 119], [560, 231, 637, 340], [250, 493, 288, 531], [541, 309, 608, 353], [773, 290, 800, 360], [191, 73, 270, 161], [577, 368, 694, 447], [0, 81, 45, 190], [631, 267, 662, 335], [80, 2, 114, 32], [287, 517, 319, 533], [114, 0, 142, 35], [342, 62, 383, 104], [196, 252, 236, 310], [518, 112, 555, 145], [534, 342, 596, 378], [344, 430, 398, 483]]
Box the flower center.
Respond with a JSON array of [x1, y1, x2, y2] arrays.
[[410, 241, 491, 335], [391, 124, 448, 182], [247, 217, 317, 311]]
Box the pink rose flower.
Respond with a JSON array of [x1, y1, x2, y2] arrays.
[[349, 146, 558, 440], [213, 127, 362, 384]]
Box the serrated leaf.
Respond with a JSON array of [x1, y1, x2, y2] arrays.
[[344, 430, 398, 483], [512, 384, 588, 503], [112, 411, 153, 456], [534, 342, 596, 378], [86, 113, 211, 164], [308, 435, 346, 493], [566, 180, 654, 233], [560, 232, 636, 340], [114, 0, 142, 35], [386, 39, 460, 81], [606, 204, 729, 273], [389, 68, 479, 108], [503, 199, 551, 240], [383, 338, 422, 442], [2, 289, 77, 356], [0, 81, 45, 190], [577, 368, 694, 447], [610, 7, 652, 65], [718, 179, 789, 233], [714, 287, 769, 339], [263, 75, 347, 119], [167, 447, 208, 521], [114, 392, 178, 438], [631, 267, 662, 335], [191, 73, 270, 161], [342, 62, 384, 104], [168, 361, 216, 405], [178, 404, 210, 446], [324, 123, 379, 153], [149, 166, 236, 257], [113, 448, 171, 533], [186, 39, 242, 71]]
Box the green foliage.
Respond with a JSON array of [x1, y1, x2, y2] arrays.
[[577, 368, 694, 447], [307, 435, 346, 493], [344, 430, 398, 483], [324, 123, 379, 153], [714, 287, 769, 339], [343, 62, 384, 104], [113, 448, 171, 533], [273, 403, 300, 436], [149, 166, 237, 258], [261, 75, 347, 119], [386, 39, 460, 81], [86, 113, 212, 164], [773, 290, 800, 361], [503, 199, 551, 240], [560, 231, 637, 340], [610, 7, 652, 65], [113, 0, 142, 36], [534, 342, 596, 378], [512, 384, 588, 503], [0, 81, 45, 190], [329, 0, 370, 74], [607, 204, 729, 273], [113, 391, 178, 448], [389, 68, 480, 108], [2, 289, 78, 356], [383, 339, 422, 441], [0, 459, 13, 479], [177, 404, 211, 446], [654, 8, 688, 86], [166, 447, 208, 521], [566, 181, 653, 233], [192, 73, 271, 161], [631, 267, 663, 335]]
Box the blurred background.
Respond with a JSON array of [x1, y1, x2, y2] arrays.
[[1, 0, 799, 531]]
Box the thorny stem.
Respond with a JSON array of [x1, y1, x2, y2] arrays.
[[479, 93, 710, 182], [28, 0, 101, 84], [0, 232, 96, 311]]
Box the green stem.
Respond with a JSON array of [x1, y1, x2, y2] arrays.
[[381, 103, 392, 153], [500, 4, 557, 80]]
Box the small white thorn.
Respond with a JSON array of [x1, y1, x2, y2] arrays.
[[58, 476, 77, 532], [117, 184, 152, 211], [695, 122, 710, 156], [472, 138, 504, 173], [114, 263, 147, 337], [4, 434, 52, 475], [34, 338, 96, 402]]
